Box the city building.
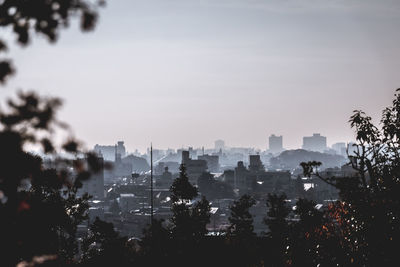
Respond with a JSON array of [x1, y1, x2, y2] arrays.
[[269, 134, 283, 154], [332, 142, 346, 156], [235, 161, 249, 192], [198, 154, 220, 173], [181, 150, 208, 184], [155, 161, 180, 175], [302, 133, 327, 152], [155, 166, 173, 187], [222, 170, 235, 186], [248, 155, 264, 173], [214, 140, 225, 151], [79, 155, 105, 199], [94, 141, 126, 161]]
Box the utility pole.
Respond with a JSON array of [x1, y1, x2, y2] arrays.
[[150, 143, 154, 226]]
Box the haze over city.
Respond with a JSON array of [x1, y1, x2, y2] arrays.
[[2, 1, 400, 266], [1, 0, 400, 152]]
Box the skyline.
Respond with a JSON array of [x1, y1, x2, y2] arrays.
[[1, 0, 399, 152], [94, 133, 343, 155]]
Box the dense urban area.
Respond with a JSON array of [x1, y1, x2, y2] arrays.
[[74, 135, 351, 237], [1, 0, 399, 266]]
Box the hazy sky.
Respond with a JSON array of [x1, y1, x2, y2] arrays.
[[1, 0, 400, 152]]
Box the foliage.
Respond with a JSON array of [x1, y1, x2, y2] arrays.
[[0, 91, 102, 265], [227, 194, 256, 240], [265, 193, 290, 239], [140, 219, 171, 260], [169, 164, 210, 242], [300, 89, 400, 265], [0, 0, 104, 83], [81, 217, 134, 266], [263, 193, 291, 266], [170, 164, 198, 203]]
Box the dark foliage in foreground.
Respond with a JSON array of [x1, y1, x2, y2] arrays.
[[0, 0, 104, 83], [0, 92, 105, 266]]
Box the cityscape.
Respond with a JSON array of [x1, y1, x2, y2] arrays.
[[0, 0, 399, 266], [76, 133, 353, 237]]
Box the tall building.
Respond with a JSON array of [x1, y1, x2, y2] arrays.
[[235, 161, 249, 192], [269, 134, 283, 154], [94, 141, 126, 161], [249, 155, 264, 173], [198, 154, 220, 173], [79, 156, 104, 199], [302, 133, 327, 152], [214, 139, 225, 151], [181, 150, 208, 184], [116, 141, 126, 158], [332, 142, 346, 156]]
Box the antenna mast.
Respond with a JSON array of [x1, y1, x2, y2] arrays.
[[150, 143, 154, 225]]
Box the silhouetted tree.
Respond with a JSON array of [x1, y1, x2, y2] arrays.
[[226, 194, 260, 266], [81, 217, 133, 266], [300, 89, 400, 266], [289, 198, 325, 266], [228, 194, 256, 239], [264, 193, 290, 266], [170, 164, 198, 202], [0, 2, 106, 264], [168, 164, 211, 264], [140, 219, 171, 265], [0, 92, 105, 265], [0, 0, 104, 83]]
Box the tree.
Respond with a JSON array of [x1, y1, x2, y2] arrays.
[[300, 89, 400, 266], [289, 198, 325, 266], [227, 194, 256, 240], [170, 164, 198, 203], [0, 92, 105, 265], [140, 219, 171, 265], [0, 0, 103, 83], [226, 194, 259, 267], [264, 193, 290, 266], [81, 217, 133, 266], [0, 2, 104, 264], [169, 164, 211, 263]]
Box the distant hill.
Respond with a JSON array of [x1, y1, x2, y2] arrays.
[[122, 154, 150, 172], [270, 149, 346, 170]]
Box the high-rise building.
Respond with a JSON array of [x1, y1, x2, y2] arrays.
[[198, 154, 220, 173], [116, 141, 126, 158], [249, 155, 264, 173], [269, 134, 283, 154], [79, 155, 104, 199], [235, 161, 249, 191], [332, 142, 346, 156], [214, 139, 225, 151], [302, 133, 327, 152], [94, 141, 126, 161], [181, 150, 208, 184]]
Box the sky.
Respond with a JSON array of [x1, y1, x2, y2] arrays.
[[1, 0, 400, 153]]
